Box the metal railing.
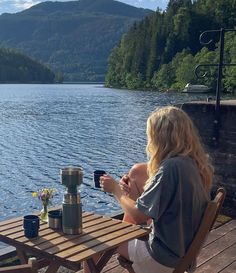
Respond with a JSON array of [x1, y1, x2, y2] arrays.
[[195, 28, 236, 147]]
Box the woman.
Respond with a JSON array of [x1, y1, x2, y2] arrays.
[[100, 106, 213, 273]]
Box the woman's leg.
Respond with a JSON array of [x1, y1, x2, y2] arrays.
[[118, 240, 175, 273], [116, 163, 148, 267], [123, 163, 148, 224]]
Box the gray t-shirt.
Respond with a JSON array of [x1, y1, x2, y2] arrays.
[[136, 156, 209, 268]]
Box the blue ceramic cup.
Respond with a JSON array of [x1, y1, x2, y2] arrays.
[[93, 170, 106, 188], [23, 215, 40, 238]]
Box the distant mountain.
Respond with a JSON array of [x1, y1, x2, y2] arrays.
[[0, 0, 152, 82]]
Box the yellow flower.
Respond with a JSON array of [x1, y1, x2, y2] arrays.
[[32, 192, 38, 197]]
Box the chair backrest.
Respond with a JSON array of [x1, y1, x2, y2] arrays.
[[173, 187, 226, 273], [0, 257, 38, 273]]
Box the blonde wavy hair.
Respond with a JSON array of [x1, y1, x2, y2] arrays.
[[146, 106, 213, 191]]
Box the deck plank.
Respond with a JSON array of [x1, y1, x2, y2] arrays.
[[195, 243, 236, 273], [220, 261, 236, 272], [203, 220, 236, 247], [197, 228, 236, 266]]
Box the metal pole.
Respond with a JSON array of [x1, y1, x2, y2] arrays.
[[213, 28, 224, 147]]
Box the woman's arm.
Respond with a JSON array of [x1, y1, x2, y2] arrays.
[[101, 175, 149, 224]]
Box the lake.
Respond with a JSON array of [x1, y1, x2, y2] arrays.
[[0, 84, 210, 220]]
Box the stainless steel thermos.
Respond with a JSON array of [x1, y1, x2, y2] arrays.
[[60, 167, 83, 235]]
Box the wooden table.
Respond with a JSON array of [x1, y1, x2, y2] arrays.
[[0, 212, 150, 273]]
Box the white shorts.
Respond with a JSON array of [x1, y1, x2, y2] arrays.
[[128, 239, 174, 273]]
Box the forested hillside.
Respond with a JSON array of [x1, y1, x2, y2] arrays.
[[0, 48, 55, 83], [105, 0, 236, 92], [0, 0, 152, 82]]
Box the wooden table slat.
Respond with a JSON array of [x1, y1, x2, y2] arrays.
[[19, 230, 64, 245], [0, 222, 48, 237], [58, 225, 147, 260], [0, 216, 103, 246], [0, 222, 52, 242], [0, 217, 28, 227], [7, 225, 60, 243], [0, 219, 47, 233], [68, 228, 148, 262], [45, 222, 130, 255], [0, 213, 109, 241], [19, 217, 114, 246], [0, 220, 23, 232], [20, 218, 117, 250], [82, 214, 103, 224], [0, 211, 93, 230], [32, 218, 118, 250]]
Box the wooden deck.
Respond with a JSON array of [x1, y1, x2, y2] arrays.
[[97, 218, 236, 273], [196, 219, 236, 273]]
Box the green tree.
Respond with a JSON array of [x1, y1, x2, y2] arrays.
[[105, 0, 236, 93], [175, 53, 196, 88], [0, 48, 55, 83], [151, 63, 174, 91], [223, 32, 236, 93]]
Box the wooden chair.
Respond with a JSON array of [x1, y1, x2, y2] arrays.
[[0, 257, 38, 273], [118, 187, 226, 273], [173, 187, 226, 273]]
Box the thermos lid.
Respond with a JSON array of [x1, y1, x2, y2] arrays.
[[60, 167, 83, 175], [60, 167, 83, 187]]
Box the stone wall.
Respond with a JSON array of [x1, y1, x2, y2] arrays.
[[181, 100, 236, 217]]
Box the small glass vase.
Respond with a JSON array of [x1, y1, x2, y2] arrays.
[[40, 204, 48, 222]]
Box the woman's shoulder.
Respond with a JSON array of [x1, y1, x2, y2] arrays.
[[161, 156, 195, 169]]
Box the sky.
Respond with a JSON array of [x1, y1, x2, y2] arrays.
[[0, 0, 169, 15]]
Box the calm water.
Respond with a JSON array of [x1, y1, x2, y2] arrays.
[[0, 84, 210, 221]]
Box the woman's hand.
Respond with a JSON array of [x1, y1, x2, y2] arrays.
[[119, 175, 131, 196], [100, 174, 118, 194]]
